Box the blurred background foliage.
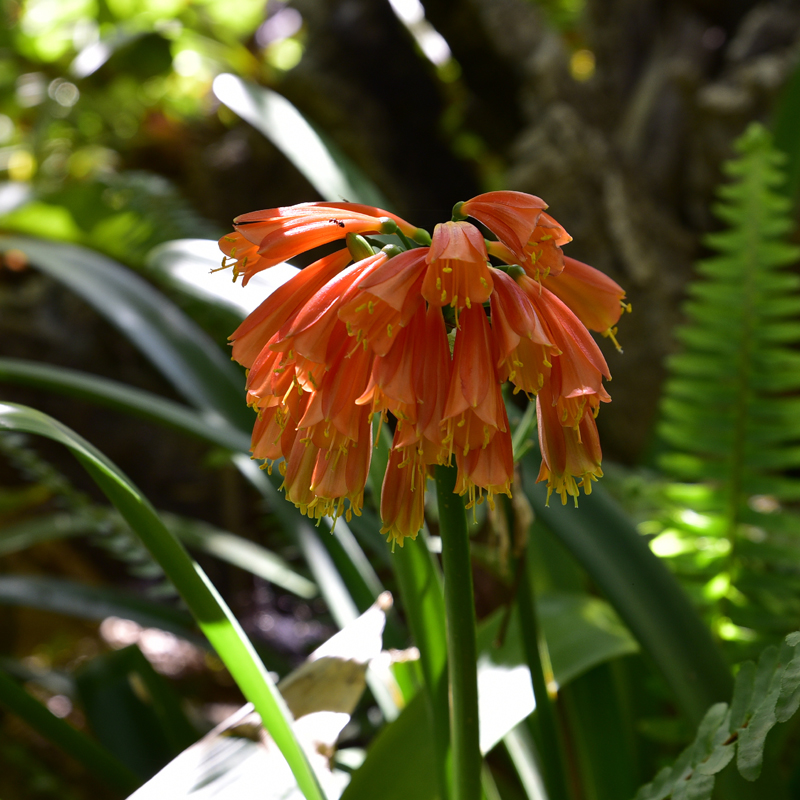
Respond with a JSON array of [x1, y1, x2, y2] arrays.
[[2, 0, 800, 798]]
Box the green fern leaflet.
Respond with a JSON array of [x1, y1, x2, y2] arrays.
[[633, 630, 800, 800]]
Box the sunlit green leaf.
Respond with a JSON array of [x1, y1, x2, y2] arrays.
[[212, 74, 389, 208], [0, 402, 325, 800]]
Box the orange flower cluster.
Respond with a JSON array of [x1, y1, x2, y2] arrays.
[[219, 194, 627, 545]]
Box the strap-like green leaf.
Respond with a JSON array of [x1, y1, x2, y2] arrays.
[[0, 402, 326, 800], [212, 74, 389, 208]]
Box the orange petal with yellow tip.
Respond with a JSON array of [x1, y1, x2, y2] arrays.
[[416, 304, 452, 448], [489, 269, 552, 360], [246, 337, 294, 400], [521, 277, 610, 381], [536, 381, 603, 506], [282, 436, 319, 513], [545, 256, 627, 334], [422, 221, 493, 309], [357, 305, 424, 412], [443, 304, 496, 422], [230, 248, 352, 369], [339, 255, 426, 357], [454, 419, 513, 509], [319, 339, 373, 441], [357, 248, 430, 312], [250, 406, 284, 462], [218, 232, 269, 284], [380, 435, 428, 547], [277, 254, 387, 366], [460, 191, 547, 258]]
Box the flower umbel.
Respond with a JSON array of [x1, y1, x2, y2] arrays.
[[218, 195, 627, 545]]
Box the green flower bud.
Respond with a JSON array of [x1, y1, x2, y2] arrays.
[[347, 233, 376, 262], [411, 228, 432, 246], [381, 244, 404, 259]]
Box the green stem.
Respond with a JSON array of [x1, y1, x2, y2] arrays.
[[435, 464, 481, 800], [393, 540, 451, 800], [374, 424, 450, 799]]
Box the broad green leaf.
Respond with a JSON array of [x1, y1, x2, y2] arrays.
[[522, 451, 732, 726], [477, 593, 638, 755], [503, 724, 549, 800], [0, 402, 326, 800], [559, 662, 638, 800], [127, 597, 391, 800], [339, 691, 437, 800], [340, 590, 639, 800], [539, 592, 639, 686], [212, 74, 389, 207]]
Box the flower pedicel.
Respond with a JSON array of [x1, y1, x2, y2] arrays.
[[218, 192, 628, 546]]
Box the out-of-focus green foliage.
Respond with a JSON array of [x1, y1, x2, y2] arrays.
[[0, 0, 292, 269]]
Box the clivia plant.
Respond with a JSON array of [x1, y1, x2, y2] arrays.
[[216, 190, 627, 800]]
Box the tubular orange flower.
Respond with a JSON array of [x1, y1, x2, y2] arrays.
[[490, 269, 555, 396], [443, 304, 507, 458], [218, 194, 626, 545], [340, 248, 429, 356], [230, 248, 353, 368], [461, 192, 570, 279], [218, 232, 270, 283], [520, 275, 611, 428], [231, 202, 417, 283], [457, 190, 547, 262], [380, 432, 429, 547], [545, 256, 629, 349], [536, 381, 603, 506], [454, 402, 514, 510], [422, 221, 493, 310], [524, 213, 572, 279]]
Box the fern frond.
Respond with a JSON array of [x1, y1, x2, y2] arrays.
[[660, 124, 800, 502], [633, 630, 800, 800], [646, 122, 800, 653]]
